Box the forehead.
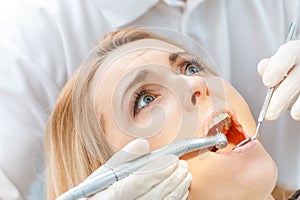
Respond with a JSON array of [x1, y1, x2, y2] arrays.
[[99, 39, 184, 74], [111, 49, 171, 72]]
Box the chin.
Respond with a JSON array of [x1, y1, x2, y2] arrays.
[[182, 139, 278, 200]]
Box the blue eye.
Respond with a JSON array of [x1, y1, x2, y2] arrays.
[[132, 89, 158, 116], [137, 94, 155, 110], [185, 63, 200, 75]]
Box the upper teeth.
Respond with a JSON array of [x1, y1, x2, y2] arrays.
[[209, 113, 230, 129]]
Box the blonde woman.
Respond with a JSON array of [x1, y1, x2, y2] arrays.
[[45, 28, 299, 200]]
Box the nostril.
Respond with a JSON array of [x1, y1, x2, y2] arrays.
[[194, 91, 201, 97], [191, 92, 200, 105]]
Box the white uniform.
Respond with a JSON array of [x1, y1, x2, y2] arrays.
[[0, 0, 299, 199]]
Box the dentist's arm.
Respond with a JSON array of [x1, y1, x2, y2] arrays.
[[0, 169, 23, 200], [0, 0, 111, 198], [257, 40, 300, 121]]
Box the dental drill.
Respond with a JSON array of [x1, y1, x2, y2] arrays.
[[56, 132, 228, 200]]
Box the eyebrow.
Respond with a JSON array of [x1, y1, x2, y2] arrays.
[[169, 52, 182, 65], [169, 51, 216, 75], [169, 52, 180, 63], [168, 51, 191, 67], [126, 52, 186, 93], [124, 51, 197, 94], [124, 69, 150, 94]]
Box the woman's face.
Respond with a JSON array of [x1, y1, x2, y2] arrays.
[[95, 39, 278, 199]]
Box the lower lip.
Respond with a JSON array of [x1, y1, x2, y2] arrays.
[[231, 139, 256, 154]]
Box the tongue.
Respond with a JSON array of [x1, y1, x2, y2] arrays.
[[226, 123, 247, 145]]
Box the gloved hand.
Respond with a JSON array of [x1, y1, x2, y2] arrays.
[[82, 139, 192, 200], [257, 40, 300, 121]]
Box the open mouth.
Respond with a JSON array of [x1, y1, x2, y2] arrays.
[[207, 112, 247, 153]]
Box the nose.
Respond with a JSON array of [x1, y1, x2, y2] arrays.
[[183, 76, 210, 110]]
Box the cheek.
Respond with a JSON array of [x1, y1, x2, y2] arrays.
[[147, 100, 183, 150], [105, 95, 184, 151], [104, 119, 134, 152], [101, 99, 136, 151]]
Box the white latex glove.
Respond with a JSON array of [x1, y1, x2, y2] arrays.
[[257, 40, 300, 121], [81, 139, 192, 200]]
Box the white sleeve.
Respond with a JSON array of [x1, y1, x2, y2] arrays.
[[0, 169, 23, 200], [0, 0, 112, 198]]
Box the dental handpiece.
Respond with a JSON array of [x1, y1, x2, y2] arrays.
[[56, 133, 228, 200]]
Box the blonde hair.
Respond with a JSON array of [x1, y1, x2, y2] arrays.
[[44, 28, 179, 199]]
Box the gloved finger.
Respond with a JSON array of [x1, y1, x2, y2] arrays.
[[93, 155, 179, 200], [291, 95, 300, 120], [163, 172, 192, 200], [262, 41, 300, 87], [265, 65, 300, 120], [257, 58, 270, 76], [87, 138, 149, 180], [105, 138, 150, 167], [137, 160, 190, 200]]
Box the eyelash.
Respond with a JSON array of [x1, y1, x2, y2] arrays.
[[181, 57, 205, 74], [132, 89, 151, 116], [131, 57, 205, 117]]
